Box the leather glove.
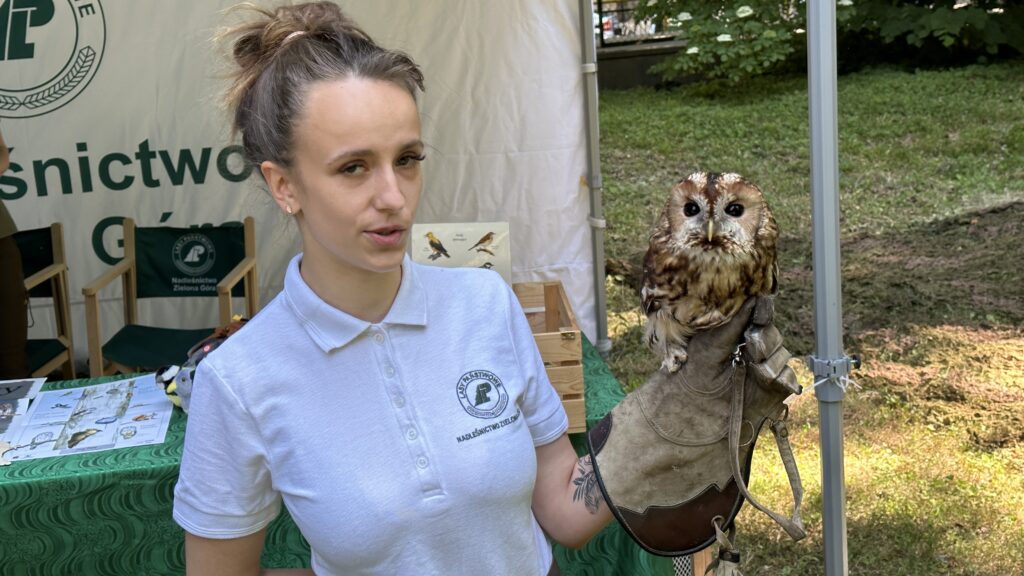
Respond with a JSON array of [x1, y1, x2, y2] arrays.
[[587, 295, 803, 556]]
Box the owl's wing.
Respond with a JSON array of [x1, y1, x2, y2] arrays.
[[640, 246, 662, 316]]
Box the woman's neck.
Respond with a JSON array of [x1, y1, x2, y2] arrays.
[[298, 256, 403, 324]]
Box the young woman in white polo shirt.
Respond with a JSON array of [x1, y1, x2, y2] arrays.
[[173, 3, 799, 575], [173, 3, 613, 574]]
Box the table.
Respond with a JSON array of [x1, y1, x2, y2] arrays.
[[0, 338, 671, 576]]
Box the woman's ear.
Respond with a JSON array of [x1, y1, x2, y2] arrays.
[[261, 160, 300, 215]]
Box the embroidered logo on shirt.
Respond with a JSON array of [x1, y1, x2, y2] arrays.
[[456, 370, 508, 419]]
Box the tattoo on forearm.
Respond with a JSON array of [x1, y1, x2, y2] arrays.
[[572, 455, 603, 514]]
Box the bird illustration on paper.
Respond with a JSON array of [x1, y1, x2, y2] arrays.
[[67, 428, 100, 448], [425, 232, 450, 261], [642, 171, 778, 373], [469, 232, 495, 252]]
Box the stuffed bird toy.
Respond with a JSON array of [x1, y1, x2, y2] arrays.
[[156, 317, 249, 412]]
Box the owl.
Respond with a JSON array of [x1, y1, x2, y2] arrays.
[[641, 171, 778, 372]]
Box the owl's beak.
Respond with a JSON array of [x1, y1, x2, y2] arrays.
[[707, 220, 715, 242]]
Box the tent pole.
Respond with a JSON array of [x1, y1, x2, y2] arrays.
[[807, 1, 851, 575], [578, 0, 611, 355]]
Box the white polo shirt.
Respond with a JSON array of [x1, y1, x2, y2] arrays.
[[173, 254, 568, 575]]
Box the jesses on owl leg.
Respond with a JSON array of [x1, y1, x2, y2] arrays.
[[663, 335, 691, 373], [645, 312, 695, 373]]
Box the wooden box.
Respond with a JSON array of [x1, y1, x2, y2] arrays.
[[512, 281, 586, 434]]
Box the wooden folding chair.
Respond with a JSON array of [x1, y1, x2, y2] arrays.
[[82, 217, 258, 377], [14, 223, 75, 379]]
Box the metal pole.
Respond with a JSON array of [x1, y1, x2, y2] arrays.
[[807, 1, 851, 575], [579, 0, 612, 355]]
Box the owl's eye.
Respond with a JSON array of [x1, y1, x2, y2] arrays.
[[725, 203, 744, 217], [683, 202, 701, 217]]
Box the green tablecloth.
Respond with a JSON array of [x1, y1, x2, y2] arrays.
[[0, 338, 670, 576]]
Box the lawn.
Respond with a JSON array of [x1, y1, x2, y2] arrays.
[[597, 60, 1024, 575]]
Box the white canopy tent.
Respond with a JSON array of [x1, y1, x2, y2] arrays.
[[1, 0, 611, 361]]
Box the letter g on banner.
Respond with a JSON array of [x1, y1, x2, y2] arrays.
[[0, 0, 106, 118]]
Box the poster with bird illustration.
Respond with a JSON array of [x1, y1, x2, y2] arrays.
[[1, 374, 173, 462], [410, 222, 512, 284]]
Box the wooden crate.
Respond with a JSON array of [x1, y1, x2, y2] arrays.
[[512, 281, 586, 434]]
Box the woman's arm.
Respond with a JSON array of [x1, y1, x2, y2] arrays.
[[185, 530, 314, 576], [532, 433, 614, 549]]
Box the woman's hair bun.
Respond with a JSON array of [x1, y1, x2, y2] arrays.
[[226, 2, 375, 66], [218, 2, 423, 169]]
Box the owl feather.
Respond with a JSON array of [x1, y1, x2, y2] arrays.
[[641, 171, 778, 372]]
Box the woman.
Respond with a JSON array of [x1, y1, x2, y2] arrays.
[[173, 3, 612, 575]]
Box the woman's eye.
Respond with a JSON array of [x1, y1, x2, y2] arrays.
[[340, 163, 366, 175], [397, 153, 426, 168]]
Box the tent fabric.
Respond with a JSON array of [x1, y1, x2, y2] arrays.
[[3, 0, 598, 355]]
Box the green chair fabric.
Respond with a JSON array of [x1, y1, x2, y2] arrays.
[[14, 226, 56, 298], [25, 339, 67, 375], [134, 223, 247, 299], [102, 325, 216, 372]]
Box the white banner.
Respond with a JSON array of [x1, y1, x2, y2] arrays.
[[1, 0, 597, 368]]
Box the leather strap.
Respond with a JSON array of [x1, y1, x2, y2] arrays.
[[726, 363, 806, 540]]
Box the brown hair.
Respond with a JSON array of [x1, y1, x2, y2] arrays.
[[218, 2, 425, 170]]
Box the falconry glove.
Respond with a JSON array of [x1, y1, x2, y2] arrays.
[[587, 296, 805, 560]]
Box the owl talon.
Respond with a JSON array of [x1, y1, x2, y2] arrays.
[[662, 351, 687, 373]]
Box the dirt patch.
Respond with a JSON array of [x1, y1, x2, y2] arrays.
[[850, 324, 1024, 450]]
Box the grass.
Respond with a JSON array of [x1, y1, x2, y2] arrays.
[[597, 59, 1024, 575]]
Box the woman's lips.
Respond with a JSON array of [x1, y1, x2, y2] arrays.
[[365, 227, 405, 247]]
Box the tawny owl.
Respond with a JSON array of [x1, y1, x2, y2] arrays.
[[641, 171, 778, 372]]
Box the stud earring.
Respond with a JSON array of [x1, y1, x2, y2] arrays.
[[286, 204, 293, 215]]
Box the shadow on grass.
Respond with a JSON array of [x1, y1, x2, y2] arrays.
[[741, 511, 983, 575], [775, 200, 1024, 357]]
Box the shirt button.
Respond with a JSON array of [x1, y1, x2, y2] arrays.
[[416, 457, 429, 469], [373, 333, 385, 344], [393, 396, 405, 408], [406, 428, 418, 441], [385, 366, 396, 377]]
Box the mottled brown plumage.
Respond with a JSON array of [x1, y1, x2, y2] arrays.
[[641, 171, 778, 372]]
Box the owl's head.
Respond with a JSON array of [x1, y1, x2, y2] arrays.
[[665, 171, 774, 255]]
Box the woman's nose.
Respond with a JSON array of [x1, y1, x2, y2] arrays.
[[374, 168, 405, 211]]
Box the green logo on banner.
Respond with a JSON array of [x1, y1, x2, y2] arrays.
[[0, 0, 106, 118]]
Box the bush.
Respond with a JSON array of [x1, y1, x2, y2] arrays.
[[840, 1, 1024, 71], [636, 1, 1023, 84]]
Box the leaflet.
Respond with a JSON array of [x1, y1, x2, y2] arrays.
[[1, 374, 172, 462]]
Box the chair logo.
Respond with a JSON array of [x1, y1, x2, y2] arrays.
[[456, 370, 508, 419], [0, 0, 106, 118], [172, 233, 216, 276]]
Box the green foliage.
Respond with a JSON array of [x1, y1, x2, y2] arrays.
[[635, 0, 855, 84], [637, 1, 1023, 83], [846, 1, 1024, 57]]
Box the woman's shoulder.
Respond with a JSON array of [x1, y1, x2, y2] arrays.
[[200, 293, 293, 368]]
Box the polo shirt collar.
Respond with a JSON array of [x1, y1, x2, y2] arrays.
[[283, 253, 428, 352]]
